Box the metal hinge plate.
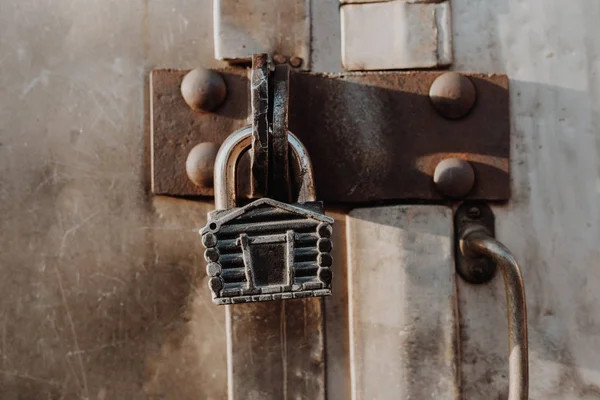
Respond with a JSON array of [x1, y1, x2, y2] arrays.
[[150, 69, 510, 203]]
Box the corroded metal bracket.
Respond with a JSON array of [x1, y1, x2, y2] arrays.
[[454, 202, 496, 284], [150, 69, 510, 203]]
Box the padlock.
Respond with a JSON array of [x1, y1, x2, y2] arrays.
[[200, 126, 334, 305]]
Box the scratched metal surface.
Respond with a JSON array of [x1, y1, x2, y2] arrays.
[[0, 1, 344, 398], [315, 0, 600, 399], [2, 0, 600, 399], [452, 1, 600, 398], [0, 1, 229, 399]]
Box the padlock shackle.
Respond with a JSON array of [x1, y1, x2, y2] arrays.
[[214, 126, 316, 210]]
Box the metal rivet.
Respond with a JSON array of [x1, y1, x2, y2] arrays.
[[186, 142, 220, 188], [289, 56, 303, 68], [433, 158, 475, 198], [180, 68, 227, 112], [429, 72, 476, 119], [273, 54, 287, 65], [467, 207, 481, 219]]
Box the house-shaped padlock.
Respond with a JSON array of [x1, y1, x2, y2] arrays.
[[200, 197, 334, 305]]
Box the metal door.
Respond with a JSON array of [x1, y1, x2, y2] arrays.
[[0, 1, 599, 399]]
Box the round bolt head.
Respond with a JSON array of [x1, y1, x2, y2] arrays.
[[181, 68, 227, 112], [433, 158, 475, 198], [186, 142, 220, 188], [289, 57, 303, 68], [466, 207, 481, 219], [456, 252, 496, 284], [429, 72, 476, 119]]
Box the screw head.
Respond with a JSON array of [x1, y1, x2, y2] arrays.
[[186, 142, 220, 188], [180, 68, 227, 112], [289, 56, 303, 68], [467, 207, 481, 219], [457, 254, 496, 284], [429, 72, 476, 119], [433, 158, 475, 198]]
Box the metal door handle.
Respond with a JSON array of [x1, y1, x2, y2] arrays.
[[460, 230, 529, 400]]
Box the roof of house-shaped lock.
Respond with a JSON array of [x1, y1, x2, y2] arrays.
[[200, 197, 334, 235]]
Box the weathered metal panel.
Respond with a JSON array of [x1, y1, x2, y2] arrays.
[[452, 1, 600, 399], [347, 205, 459, 399], [3, 0, 600, 399], [318, 1, 600, 397], [323, 208, 353, 400], [341, 1, 452, 70], [214, 0, 311, 69], [0, 1, 229, 399], [227, 299, 325, 400]]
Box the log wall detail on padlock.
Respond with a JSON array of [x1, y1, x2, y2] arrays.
[[200, 126, 334, 305], [201, 198, 333, 304]]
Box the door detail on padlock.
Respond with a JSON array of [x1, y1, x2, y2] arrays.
[[200, 126, 334, 305]]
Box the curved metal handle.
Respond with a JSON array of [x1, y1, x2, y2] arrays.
[[461, 231, 529, 400]]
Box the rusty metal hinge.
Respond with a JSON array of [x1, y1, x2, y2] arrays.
[[150, 66, 510, 203]]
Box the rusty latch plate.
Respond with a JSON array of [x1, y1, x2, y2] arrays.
[[150, 69, 509, 202]]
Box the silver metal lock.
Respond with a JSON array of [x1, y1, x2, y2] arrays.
[[200, 126, 334, 305]]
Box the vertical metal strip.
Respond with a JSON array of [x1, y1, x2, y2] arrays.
[[286, 230, 295, 287], [223, 69, 324, 400], [271, 64, 292, 202], [347, 206, 460, 399], [250, 53, 269, 197], [227, 300, 325, 399]]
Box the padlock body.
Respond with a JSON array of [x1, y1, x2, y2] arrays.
[[200, 197, 334, 305]]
